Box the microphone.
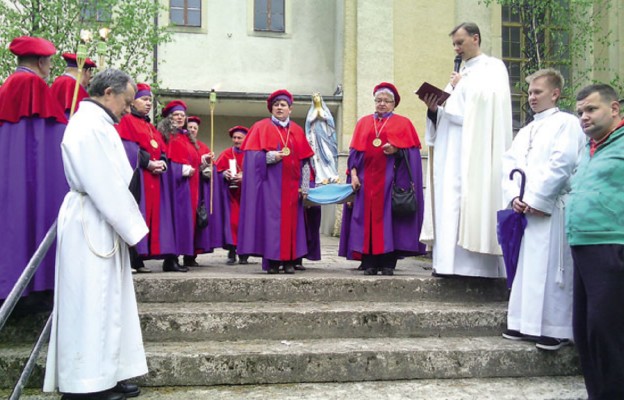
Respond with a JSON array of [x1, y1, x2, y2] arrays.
[[454, 55, 462, 73]]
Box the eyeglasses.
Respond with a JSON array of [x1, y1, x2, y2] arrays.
[[375, 99, 395, 104]]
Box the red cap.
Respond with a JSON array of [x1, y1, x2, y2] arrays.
[[9, 36, 56, 57], [62, 53, 97, 69], [187, 116, 201, 125], [162, 100, 187, 117], [373, 82, 401, 107], [267, 89, 293, 112], [228, 125, 249, 137]]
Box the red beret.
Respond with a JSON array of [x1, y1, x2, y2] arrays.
[[187, 116, 201, 125], [62, 53, 97, 69], [267, 89, 293, 112], [135, 83, 152, 99], [162, 100, 187, 117], [373, 82, 401, 107], [9, 36, 56, 57], [228, 125, 249, 137]]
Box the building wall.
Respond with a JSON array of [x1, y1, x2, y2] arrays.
[[158, 0, 342, 94], [157, 0, 344, 155]]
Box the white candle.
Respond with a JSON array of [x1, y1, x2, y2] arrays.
[[228, 159, 237, 177]]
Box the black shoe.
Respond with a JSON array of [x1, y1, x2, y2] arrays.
[[284, 264, 295, 274], [238, 256, 249, 264], [267, 265, 280, 274], [381, 268, 394, 276], [356, 263, 365, 271], [502, 329, 525, 341], [226, 257, 237, 265], [163, 257, 188, 272], [536, 336, 572, 351], [61, 389, 125, 400], [294, 264, 306, 271], [183, 256, 199, 267], [364, 268, 378, 275], [112, 381, 140, 398]]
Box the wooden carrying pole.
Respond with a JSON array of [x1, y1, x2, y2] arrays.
[[69, 43, 88, 118]]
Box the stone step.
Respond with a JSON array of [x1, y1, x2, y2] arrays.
[[0, 337, 580, 388], [133, 273, 509, 304], [3, 376, 588, 399], [0, 301, 508, 345], [138, 301, 507, 342]]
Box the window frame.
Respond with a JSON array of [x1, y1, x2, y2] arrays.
[[501, 4, 572, 130], [170, 0, 202, 28], [253, 0, 286, 34]]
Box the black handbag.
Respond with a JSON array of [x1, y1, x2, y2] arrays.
[[128, 168, 141, 204], [391, 149, 417, 216], [196, 202, 209, 229]]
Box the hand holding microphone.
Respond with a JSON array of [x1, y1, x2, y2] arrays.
[[450, 55, 462, 88]]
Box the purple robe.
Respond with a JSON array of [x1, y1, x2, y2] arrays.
[[216, 171, 234, 247], [338, 147, 426, 258], [166, 162, 194, 256], [238, 150, 310, 269], [120, 140, 176, 258], [304, 179, 321, 261], [0, 118, 68, 299]]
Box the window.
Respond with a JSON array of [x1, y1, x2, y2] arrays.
[[254, 0, 285, 32], [81, 0, 111, 23], [501, 3, 571, 130], [170, 0, 201, 27]]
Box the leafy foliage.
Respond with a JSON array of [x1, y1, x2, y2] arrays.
[[481, 0, 622, 113], [0, 0, 172, 85]]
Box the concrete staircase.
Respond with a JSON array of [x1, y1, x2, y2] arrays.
[[0, 237, 585, 399]]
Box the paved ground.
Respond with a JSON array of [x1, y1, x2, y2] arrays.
[[142, 234, 434, 278]]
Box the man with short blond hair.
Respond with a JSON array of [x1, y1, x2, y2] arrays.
[[501, 68, 585, 351]]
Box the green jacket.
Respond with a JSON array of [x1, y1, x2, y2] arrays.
[[566, 123, 624, 246]]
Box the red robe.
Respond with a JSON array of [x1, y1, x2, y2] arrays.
[[348, 113, 421, 254], [50, 74, 89, 114], [116, 112, 167, 254], [215, 147, 244, 245], [241, 118, 314, 260]]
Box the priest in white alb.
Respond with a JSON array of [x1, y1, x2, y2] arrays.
[[419, 22, 512, 277], [501, 68, 585, 351], [44, 69, 149, 400]]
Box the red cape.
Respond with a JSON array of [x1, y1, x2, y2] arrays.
[[116, 113, 167, 159], [196, 139, 211, 156], [242, 118, 314, 160], [349, 113, 420, 151], [215, 147, 244, 173], [0, 70, 67, 124], [50, 74, 89, 114]]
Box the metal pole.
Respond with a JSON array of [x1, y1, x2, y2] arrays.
[[9, 314, 53, 400], [0, 221, 57, 332]]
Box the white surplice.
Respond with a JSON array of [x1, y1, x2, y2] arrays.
[[44, 101, 149, 394], [502, 107, 585, 339], [421, 54, 512, 277]]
